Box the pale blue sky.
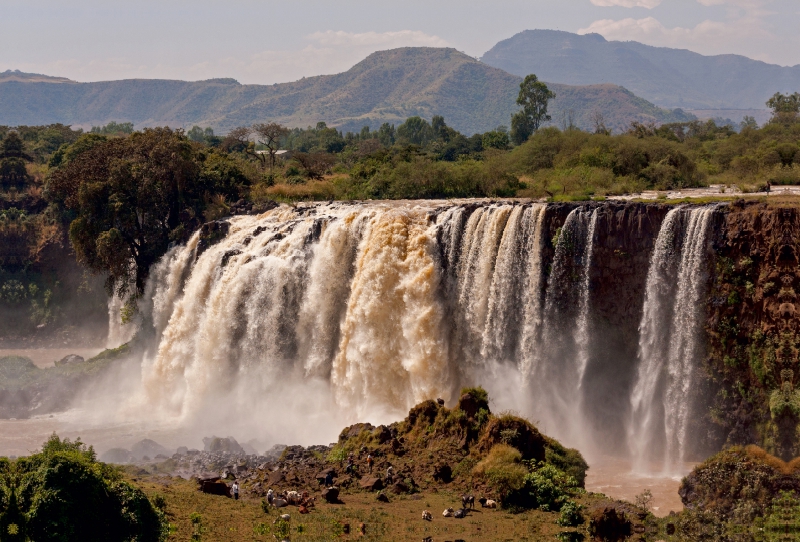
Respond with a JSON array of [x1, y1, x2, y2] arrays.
[[2, 0, 799, 84]]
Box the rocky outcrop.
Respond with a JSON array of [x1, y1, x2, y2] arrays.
[[706, 202, 800, 459]]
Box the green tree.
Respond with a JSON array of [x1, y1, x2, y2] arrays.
[[510, 74, 556, 145], [46, 128, 246, 297], [252, 122, 291, 176], [377, 123, 396, 146], [482, 129, 510, 150], [767, 92, 800, 124], [396, 116, 434, 146], [0, 132, 32, 189], [0, 434, 167, 542]]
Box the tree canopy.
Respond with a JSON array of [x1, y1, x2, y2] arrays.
[[0, 434, 166, 542], [511, 74, 556, 145], [45, 127, 247, 297]]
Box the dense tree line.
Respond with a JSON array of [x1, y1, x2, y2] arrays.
[[1, 86, 799, 317]]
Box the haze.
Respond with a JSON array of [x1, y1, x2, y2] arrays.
[[2, 0, 799, 85]]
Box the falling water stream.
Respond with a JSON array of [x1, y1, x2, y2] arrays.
[[628, 206, 714, 474], [0, 200, 723, 516]]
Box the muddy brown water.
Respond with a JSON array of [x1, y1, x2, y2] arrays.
[[0, 348, 105, 368]]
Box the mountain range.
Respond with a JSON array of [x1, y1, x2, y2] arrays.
[[0, 47, 691, 135], [481, 29, 800, 111]]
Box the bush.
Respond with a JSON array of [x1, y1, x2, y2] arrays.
[[0, 434, 167, 542], [472, 444, 528, 497], [505, 463, 579, 512], [557, 499, 584, 527]]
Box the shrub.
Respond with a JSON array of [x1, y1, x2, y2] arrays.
[[506, 463, 579, 512], [472, 444, 528, 496], [556, 499, 584, 527], [5, 434, 167, 541]]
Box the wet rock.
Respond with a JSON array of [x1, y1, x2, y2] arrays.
[[407, 400, 438, 427], [203, 436, 245, 454], [457, 393, 479, 419], [131, 439, 170, 460], [55, 354, 84, 366], [372, 425, 392, 444]]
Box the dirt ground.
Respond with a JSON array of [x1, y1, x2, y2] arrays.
[[135, 474, 581, 542]]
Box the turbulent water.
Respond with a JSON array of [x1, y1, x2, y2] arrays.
[[110, 201, 716, 462], [628, 207, 714, 474]]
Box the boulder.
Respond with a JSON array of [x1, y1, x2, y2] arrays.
[[99, 448, 134, 464], [359, 477, 383, 491], [588, 506, 632, 541], [339, 423, 375, 440], [372, 425, 392, 444], [407, 400, 439, 427], [176, 446, 188, 455], [55, 354, 84, 366], [203, 436, 244, 454], [390, 481, 410, 494], [321, 486, 340, 503], [457, 393, 479, 419], [267, 471, 286, 486], [376, 492, 389, 503], [131, 439, 170, 461], [432, 464, 452, 483]]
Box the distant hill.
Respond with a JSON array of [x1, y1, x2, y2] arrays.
[[481, 29, 800, 110], [0, 48, 691, 134]]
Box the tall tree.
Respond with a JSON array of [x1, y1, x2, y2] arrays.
[[252, 122, 290, 176], [510, 74, 556, 145], [46, 128, 245, 297], [767, 92, 800, 124]]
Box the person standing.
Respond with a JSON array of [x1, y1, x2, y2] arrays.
[[232, 481, 239, 500], [366, 454, 373, 474]]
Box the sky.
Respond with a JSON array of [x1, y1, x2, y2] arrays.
[[2, 0, 799, 85]]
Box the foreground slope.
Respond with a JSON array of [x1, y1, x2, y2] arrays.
[[0, 49, 689, 134], [482, 29, 800, 110]]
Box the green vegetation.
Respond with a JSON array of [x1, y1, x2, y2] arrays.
[[1, 83, 798, 328], [0, 434, 167, 541]]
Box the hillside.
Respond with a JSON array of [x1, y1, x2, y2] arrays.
[[0, 48, 690, 134], [481, 29, 800, 110]]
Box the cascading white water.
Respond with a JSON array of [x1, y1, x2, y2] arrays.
[[528, 207, 599, 447], [628, 206, 714, 474], [124, 200, 715, 460]]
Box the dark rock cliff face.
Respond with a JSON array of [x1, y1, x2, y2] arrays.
[[706, 201, 800, 460], [584, 203, 670, 453], [541, 202, 670, 454]]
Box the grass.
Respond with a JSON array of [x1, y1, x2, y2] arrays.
[[132, 474, 577, 541]]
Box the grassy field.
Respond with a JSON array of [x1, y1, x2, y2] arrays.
[[134, 474, 588, 542]]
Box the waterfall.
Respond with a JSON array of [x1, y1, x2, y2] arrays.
[[528, 207, 598, 446], [628, 206, 714, 474], [128, 200, 714, 458]]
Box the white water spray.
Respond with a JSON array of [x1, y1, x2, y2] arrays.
[[629, 206, 714, 474]]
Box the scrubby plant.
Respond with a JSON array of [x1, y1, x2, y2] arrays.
[[505, 463, 580, 512], [0, 434, 167, 541], [556, 499, 584, 527], [472, 444, 528, 497]]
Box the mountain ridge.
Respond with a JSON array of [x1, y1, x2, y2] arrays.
[[0, 47, 692, 134], [480, 29, 800, 110]]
